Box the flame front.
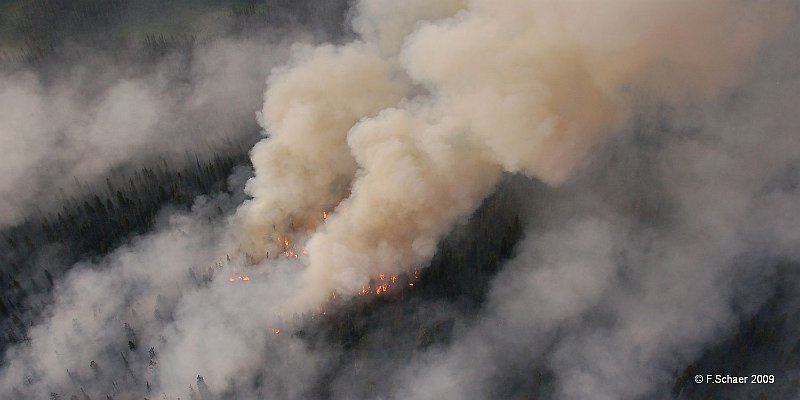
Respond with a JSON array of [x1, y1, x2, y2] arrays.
[[281, 238, 299, 258]]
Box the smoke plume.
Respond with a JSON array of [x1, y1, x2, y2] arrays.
[[3, 1, 800, 399], [239, 0, 792, 308]]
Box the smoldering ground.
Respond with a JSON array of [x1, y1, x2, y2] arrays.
[[2, 1, 800, 399]]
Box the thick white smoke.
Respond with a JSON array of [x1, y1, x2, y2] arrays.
[[239, 0, 792, 308], [3, 1, 799, 399], [238, 42, 409, 257]]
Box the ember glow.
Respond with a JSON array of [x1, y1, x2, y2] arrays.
[[280, 238, 299, 259], [228, 275, 251, 282], [354, 270, 419, 297]]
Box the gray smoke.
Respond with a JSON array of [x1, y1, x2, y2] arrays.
[[388, 23, 800, 398], [0, 36, 291, 227], [2, 1, 800, 399]]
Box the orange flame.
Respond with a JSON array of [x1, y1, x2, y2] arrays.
[[351, 271, 423, 297], [375, 284, 390, 295], [228, 275, 251, 282], [281, 238, 299, 258]]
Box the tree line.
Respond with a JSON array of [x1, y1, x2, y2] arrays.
[[0, 145, 249, 354]]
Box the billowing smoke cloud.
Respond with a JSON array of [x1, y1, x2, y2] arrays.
[[238, 42, 409, 258], [3, 1, 800, 399], [239, 0, 793, 308], [389, 36, 800, 397]]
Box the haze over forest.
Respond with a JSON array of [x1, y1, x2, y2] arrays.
[[1, 1, 800, 399]]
